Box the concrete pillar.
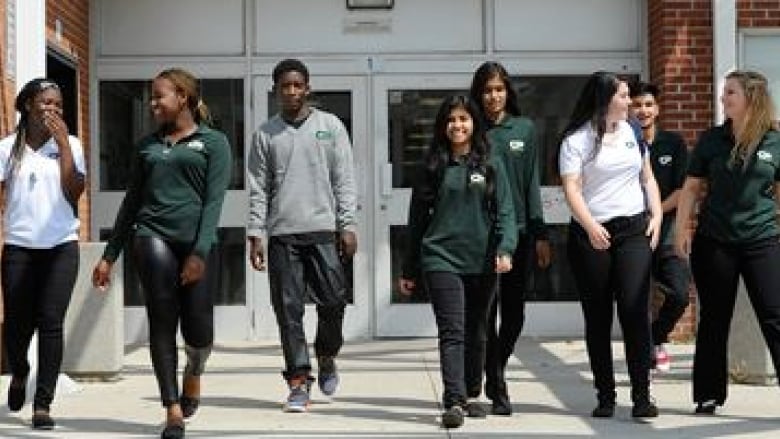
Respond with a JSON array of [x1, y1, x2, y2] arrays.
[[728, 280, 776, 385], [61, 243, 124, 379]]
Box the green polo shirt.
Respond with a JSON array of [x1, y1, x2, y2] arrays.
[[403, 158, 517, 277], [688, 124, 780, 244], [103, 124, 232, 262], [488, 115, 548, 240], [649, 130, 688, 246]]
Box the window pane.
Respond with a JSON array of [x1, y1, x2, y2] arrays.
[[99, 79, 245, 190], [99, 227, 246, 306]]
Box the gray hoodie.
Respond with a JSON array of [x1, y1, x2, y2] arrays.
[[247, 108, 357, 238]]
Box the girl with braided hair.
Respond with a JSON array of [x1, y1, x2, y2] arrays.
[[1, 78, 86, 430]]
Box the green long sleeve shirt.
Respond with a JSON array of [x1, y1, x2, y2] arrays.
[[103, 124, 232, 262], [403, 158, 517, 278], [488, 115, 548, 240]]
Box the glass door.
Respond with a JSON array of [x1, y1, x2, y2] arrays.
[[373, 74, 470, 337], [94, 78, 250, 342], [251, 75, 371, 340]]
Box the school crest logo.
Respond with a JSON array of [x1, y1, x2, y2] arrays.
[[509, 140, 525, 152], [186, 140, 205, 152], [658, 155, 672, 166], [757, 150, 772, 162], [316, 131, 334, 141], [469, 172, 486, 186]]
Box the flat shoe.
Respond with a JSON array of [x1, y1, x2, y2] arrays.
[[161, 422, 185, 439], [7, 379, 27, 412], [180, 395, 200, 419], [32, 411, 55, 430]]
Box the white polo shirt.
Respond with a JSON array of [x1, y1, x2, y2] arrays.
[[0, 134, 86, 248], [558, 120, 646, 223]]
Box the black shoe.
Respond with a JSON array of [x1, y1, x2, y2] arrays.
[[491, 393, 512, 416], [441, 405, 465, 429], [179, 395, 200, 419], [695, 400, 718, 415], [7, 377, 27, 412], [632, 400, 659, 418], [161, 422, 185, 439], [591, 401, 615, 418], [31, 411, 55, 430], [465, 401, 488, 418]]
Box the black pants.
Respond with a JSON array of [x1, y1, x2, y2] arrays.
[[2, 242, 78, 411], [425, 271, 497, 409], [567, 214, 653, 404], [690, 234, 780, 405], [484, 234, 531, 400], [268, 235, 347, 380], [651, 245, 690, 345], [133, 236, 215, 407]]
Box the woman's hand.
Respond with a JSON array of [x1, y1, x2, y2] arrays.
[[43, 109, 69, 147], [674, 224, 694, 259], [585, 222, 611, 250], [92, 259, 114, 292], [181, 254, 206, 285], [646, 213, 662, 250], [397, 278, 416, 296], [495, 254, 512, 273]]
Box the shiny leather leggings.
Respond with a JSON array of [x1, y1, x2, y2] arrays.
[[132, 236, 214, 407]]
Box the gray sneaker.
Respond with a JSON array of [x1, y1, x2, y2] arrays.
[[284, 376, 312, 413], [317, 356, 339, 396]]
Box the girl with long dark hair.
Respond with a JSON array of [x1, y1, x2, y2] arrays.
[[1, 78, 85, 430], [398, 94, 517, 428], [469, 61, 551, 415], [557, 71, 663, 418]]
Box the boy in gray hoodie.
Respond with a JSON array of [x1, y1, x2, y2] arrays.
[[247, 59, 357, 412]]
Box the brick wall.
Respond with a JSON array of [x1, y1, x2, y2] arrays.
[[737, 0, 780, 27], [0, 0, 16, 137], [46, 0, 90, 240], [647, 0, 717, 342]]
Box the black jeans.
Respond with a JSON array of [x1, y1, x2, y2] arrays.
[[425, 271, 497, 409], [484, 234, 531, 400], [651, 245, 691, 345], [268, 234, 347, 380], [2, 242, 78, 411], [133, 236, 215, 407], [567, 213, 653, 404], [690, 234, 780, 405]]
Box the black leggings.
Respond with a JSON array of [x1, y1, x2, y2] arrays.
[[485, 235, 531, 399], [132, 236, 214, 407], [567, 214, 653, 404], [2, 242, 78, 411], [690, 234, 780, 405]]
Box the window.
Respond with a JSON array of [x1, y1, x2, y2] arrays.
[[99, 79, 245, 190]]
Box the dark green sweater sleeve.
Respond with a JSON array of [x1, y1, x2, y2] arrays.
[[102, 144, 146, 263], [192, 132, 232, 259], [524, 124, 548, 240], [401, 176, 430, 280], [494, 160, 518, 257]]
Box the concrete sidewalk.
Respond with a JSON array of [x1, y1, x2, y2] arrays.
[[0, 338, 778, 438]]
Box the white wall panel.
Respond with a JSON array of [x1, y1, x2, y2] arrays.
[[742, 33, 780, 115], [98, 0, 244, 56], [254, 0, 483, 54], [494, 0, 641, 51]]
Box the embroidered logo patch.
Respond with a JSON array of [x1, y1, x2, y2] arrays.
[[757, 150, 772, 162], [47, 152, 60, 159], [509, 140, 525, 152], [658, 155, 672, 165], [186, 140, 205, 152], [625, 140, 637, 149], [316, 131, 334, 140], [469, 172, 486, 186]]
